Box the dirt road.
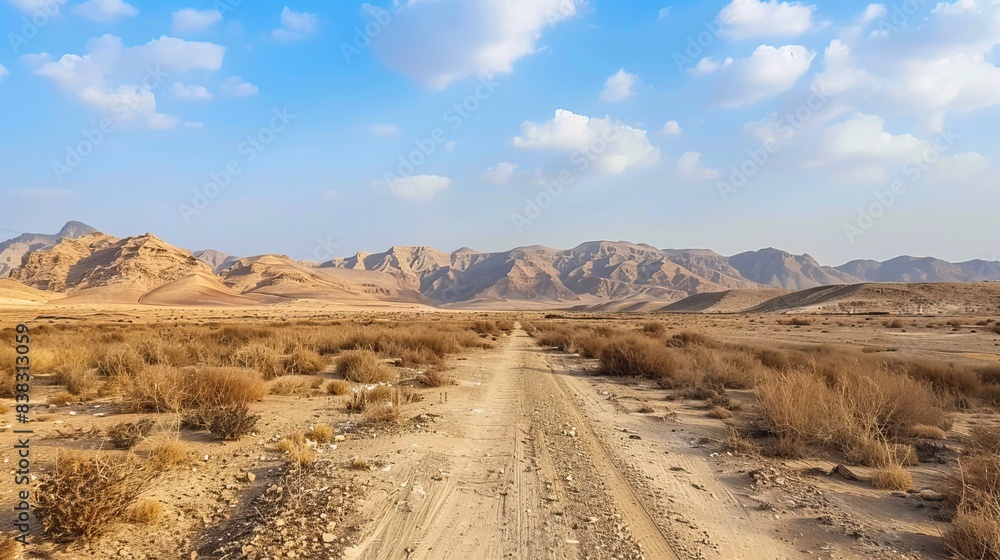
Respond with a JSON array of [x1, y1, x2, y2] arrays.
[[346, 329, 677, 559]]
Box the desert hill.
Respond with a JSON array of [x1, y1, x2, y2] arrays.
[[0, 221, 98, 278], [193, 249, 241, 274]]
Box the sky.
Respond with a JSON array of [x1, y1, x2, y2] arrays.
[[0, 0, 998, 265]]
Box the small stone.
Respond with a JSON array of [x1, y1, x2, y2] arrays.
[[322, 533, 336, 543], [245, 472, 256, 482]]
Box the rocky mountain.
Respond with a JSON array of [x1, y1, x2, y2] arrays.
[[836, 256, 1000, 283], [729, 248, 862, 290], [193, 249, 241, 274], [0, 221, 99, 277]]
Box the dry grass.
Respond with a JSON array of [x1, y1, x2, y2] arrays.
[[871, 464, 913, 491], [326, 379, 351, 396], [309, 425, 334, 443], [968, 426, 1000, 455], [277, 433, 317, 469], [269, 376, 323, 396], [202, 405, 260, 441], [121, 365, 266, 413], [127, 500, 164, 525], [106, 419, 156, 450], [946, 502, 1000, 560], [908, 424, 948, 439], [149, 440, 188, 471], [227, 342, 283, 379], [417, 370, 452, 387], [283, 345, 326, 375], [349, 456, 371, 470], [0, 533, 20, 560], [35, 450, 155, 543], [337, 350, 395, 384]]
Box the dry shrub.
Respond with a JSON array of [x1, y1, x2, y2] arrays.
[[901, 359, 980, 397], [96, 344, 145, 378], [723, 428, 760, 457], [667, 331, 715, 347], [977, 365, 1000, 385], [107, 419, 156, 450], [707, 406, 733, 419], [277, 433, 316, 469], [908, 424, 948, 439], [969, 426, 1000, 456], [269, 376, 322, 396], [362, 402, 400, 426], [0, 348, 17, 398], [185, 367, 267, 409], [472, 320, 500, 335], [337, 350, 394, 384], [417, 370, 452, 387], [755, 370, 832, 449], [202, 405, 260, 440], [283, 345, 326, 375], [48, 391, 81, 406], [982, 384, 1000, 408], [599, 335, 679, 381], [871, 464, 913, 491], [55, 368, 100, 397], [119, 365, 187, 413], [0, 533, 21, 560], [35, 451, 155, 543], [228, 343, 282, 379], [348, 386, 419, 425], [326, 379, 351, 396], [310, 425, 334, 443], [946, 503, 1000, 560], [149, 440, 188, 470], [128, 500, 164, 525], [350, 456, 371, 470], [641, 322, 667, 336], [496, 320, 516, 332]]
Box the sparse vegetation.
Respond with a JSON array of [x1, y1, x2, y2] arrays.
[[35, 451, 155, 543], [106, 419, 156, 449], [128, 500, 164, 525], [149, 440, 188, 470], [326, 379, 351, 395], [337, 350, 395, 384], [201, 405, 260, 441]]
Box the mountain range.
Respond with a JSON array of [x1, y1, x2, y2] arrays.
[[1, 221, 998, 311]]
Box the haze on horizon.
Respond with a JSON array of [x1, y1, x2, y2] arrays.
[[1, 0, 998, 265]]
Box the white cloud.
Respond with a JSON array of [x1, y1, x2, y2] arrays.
[[707, 44, 816, 107], [369, 0, 580, 89], [513, 109, 660, 175], [8, 0, 65, 15], [171, 82, 212, 101], [718, 0, 817, 40], [658, 6, 671, 20], [72, 0, 138, 22], [677, 151, 720, 181], [661, 120, 682, 135], [0, 65, 8, 80], [811, 39, 877, 97], [30, 35, 225, 129], [272, 6, 319, 42], [221, 76, 258, 97], [383, 175, 452, 200], [483, 162, 519, 184], [600, 68, 637, 102], [368, 124, 399, 136], [689, 56, 732, 76], [172, 8, 223, 34]]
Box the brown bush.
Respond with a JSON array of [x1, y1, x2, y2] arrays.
[[907, 424, 948, 439], [707, 406, 733, 419], [55, 368, 101, 397], [0, 533, 21, 560], [337, 350, 394, 384], [127, 500, 164, 525], [96, 344, 145, 378], [107, 419, 156, 450], [417, 370, 452, 387], [968, 426, 1000, 455], [326, 379, 351, 396], [269, 376, 323, 396], [119, 365, 188, 413], [35, 451, 155, 543], [149, 440, 188, 471], [309, 425, 334, 443], [871, 464, 913, 491], [641, 322, 667, 336], [472, 320, 500, 336], [599, 336, 679, 381], [201, 405, 260, 441], [227, 343, 283, 379], [277, 433, 316, 469], [283, 345, 326, 375], [946, 503, 1000, 560], [185, 367, 267, 409], [900, 359, 980, 397]]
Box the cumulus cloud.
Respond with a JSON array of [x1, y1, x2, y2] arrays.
[[677, 151, 720, 181], [483, 162, 519, 184], [272, 6, 319, 42], [382, 175, 452, 200], [72, 0, 138, 22], [661, 120, 682, 135], [8, 0, 65, 15], [368, 0, 580, 89], [811, 1, 1000, 119], [600, 68, 637, 102], [29, 35, 225, 129], [718, 0, 817, 40], [171, 82, 212, 101], [699, 45, 815, 108], [172, 8, 223, 34], [221, 76, 258, 97], [513, 109, 660, 175]]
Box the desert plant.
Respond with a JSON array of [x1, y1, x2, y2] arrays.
[[599, 335, 679, 380], [107, 419, 156, 450], [0, 533, 21, 560], [96, 344, 145, 378], [283, 345, 326, 375], [417, 370, 452, 387], [337, 350, 394, 384], [228, 343, 283, 379], [326, 379, 351, 396], [907, 424, 948, 439], [871, 464, 913, 491], [149, 440, 188, 470], [127, 500, 164, 525], [35, 451, 156, 543], [277, 433, 317, 469], [309, 425, 334, 443], [201, 405, 260, 441], [707, 406, 733, 419]]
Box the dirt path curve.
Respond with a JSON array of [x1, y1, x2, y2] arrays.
[[347, 329, 678, 559]]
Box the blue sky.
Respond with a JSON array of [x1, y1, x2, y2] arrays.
[[0, 0, 998, 265]]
